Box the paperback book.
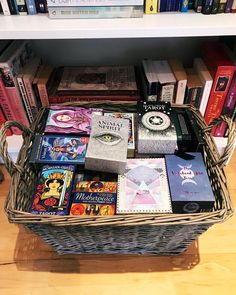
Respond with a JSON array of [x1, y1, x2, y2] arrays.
[[117, 158, 172, 214]]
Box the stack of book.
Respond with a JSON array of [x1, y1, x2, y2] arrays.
[[46, 0, 144, 19]]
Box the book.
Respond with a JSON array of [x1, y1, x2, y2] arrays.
[[47, 0, 144, 6], [168, 59, 187, 104], [0, 40, 34, 131], [7, 0, 18, 14], [217, 0, 227, 12], [137, 101, 177, 154], [140, 59, 159, 102], [25, 0, 37, 14], [56, 65, 138, 96], [29, 134, 89, 164], [16, 0, 27, 15], [211, 0, 219, 13], [104, 112, 135, 158], [35, 0, 47, 12], [202, 0, 213, 13], [85, 114, 129, 174], [225, 0, 234, 12], [0, 0, 11, 15], [48, 6, 144, 19], [193, 58, 213, 116], [0, 106, 12, 136], [180, 0, 189, 11], [202, 42, 236, 125], [36, 65, 54, 106], [153, 60, 176, 103], [165, 153, 215, 213], [116, 158, 172, 214], [30, 165, 75, 215], [144, 0, 158, 13], [44, 105, 103, 135], [70, 181, 117, 216], [184, 68, 203, 109], [194, 0, 203, 11]]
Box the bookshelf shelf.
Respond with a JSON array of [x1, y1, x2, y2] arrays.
[[0, 12, 236, 40]]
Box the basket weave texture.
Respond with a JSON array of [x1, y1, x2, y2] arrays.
[[0, 102, 235, 255]]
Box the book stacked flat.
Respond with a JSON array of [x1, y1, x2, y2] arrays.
[[46, 0, 144, 19]]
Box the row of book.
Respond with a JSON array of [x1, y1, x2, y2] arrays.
[[29, 103, 215, 216], [1, 0, 236, 17], [144, 0, 236, 14], [0, 39, 236, 139]]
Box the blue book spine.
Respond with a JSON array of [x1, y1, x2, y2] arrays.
[[225, 0, 234, 12], [160, 0, 167, 11], [180, 0, 189, 11], [25, 0, 37, 14]]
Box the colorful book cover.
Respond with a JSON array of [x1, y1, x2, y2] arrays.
[[117, 158, 172, 214], [30, 165, 75, 215], [165, 153, 215, 213], [45, 105, 103, 134], [70, 181, 117, 216], [104, 112, 135, 157], [29, 134, 89, 164]]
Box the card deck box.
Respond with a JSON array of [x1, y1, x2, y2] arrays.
[[85, 114, 129, 174]]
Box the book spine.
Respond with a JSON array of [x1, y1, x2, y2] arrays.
[[17, 76, 34, 123], [180, 0, 189, 11], [221, 71, 236, 117], [48, 6, 143, 18], [175, 79, 187, 104], [211, 0, 219, 12], [204, 66, 235, 125], [16, 0, 28, 14], [0, 0, 11, 15], [159, 83, 175, 103], [25, 0, 36, 14], [231, 0, 236, 11], [199, 80, 212, 117], [0, 107, 12, 136], [217, 0, 227, 12], [0, 76, 22, 134], [7, 0, 18, 14], [202, 0, 213, 13], [37, 82, 50, 106], [47, 0, 144, 6], [23, 76, 39, 116], [35, 0, 47, 12], [144, 0, 158, 13], [194, 0, 203, 11], [225, 0, 234, 12]]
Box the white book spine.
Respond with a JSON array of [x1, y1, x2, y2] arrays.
[[0, 0, 11, 15], [175, 79, 187, 104], [46, 0, 144, 7], [199, 80, 213, 117]]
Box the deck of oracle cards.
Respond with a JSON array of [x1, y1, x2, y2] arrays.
[[137, 101, 177, 154], [30, 165, 75, 215], [44, 105, 103, 135], [29, 134, 89, 164], [85, 114, 129, 174], [165, 153, 215, 213], [70, 181, 117, 216]]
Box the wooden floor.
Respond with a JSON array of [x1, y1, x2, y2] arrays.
[[0, 152, 236, 295]]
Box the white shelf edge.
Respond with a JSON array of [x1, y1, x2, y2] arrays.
[[0, 12, 236, 39]]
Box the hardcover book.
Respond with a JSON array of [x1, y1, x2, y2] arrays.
[[85, 114, 129, 174], [104, 112, 135, 157], [184, 68, 203, 108], [116, 158, 172, 214], [165, 153, 215, 213], [45, 105, 103, 135], [70, 181, 117, 216], [30, 165, 75, 215], [137, 101, 177, 154], [29, 134, 89, 164]]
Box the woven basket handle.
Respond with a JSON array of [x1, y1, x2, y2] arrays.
[[203, 115, 236, 168], [0, 121, 33, 177]]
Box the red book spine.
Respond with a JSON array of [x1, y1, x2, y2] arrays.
[[0, 76, 21, 135], [0, 107, 12, 136], [204, 65, 236, 125]]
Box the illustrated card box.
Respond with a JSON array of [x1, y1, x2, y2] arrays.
[[44, 105, 103, 134], [137, 101, 177, 154], [70, 181, 117, 216], [117, 158, 172, 214], [165, 153, 215, 213], [104, 112, 135, 157], [85, 114, 129, 174], [29, 134, 89, 164], [30, 165, 75, 215]]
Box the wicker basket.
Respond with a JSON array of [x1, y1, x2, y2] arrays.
[[0, 102, 235, 255]]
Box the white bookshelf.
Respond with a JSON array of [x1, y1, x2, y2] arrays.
[[0, 12, 235, 165], [0, 12, 236, 40]]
